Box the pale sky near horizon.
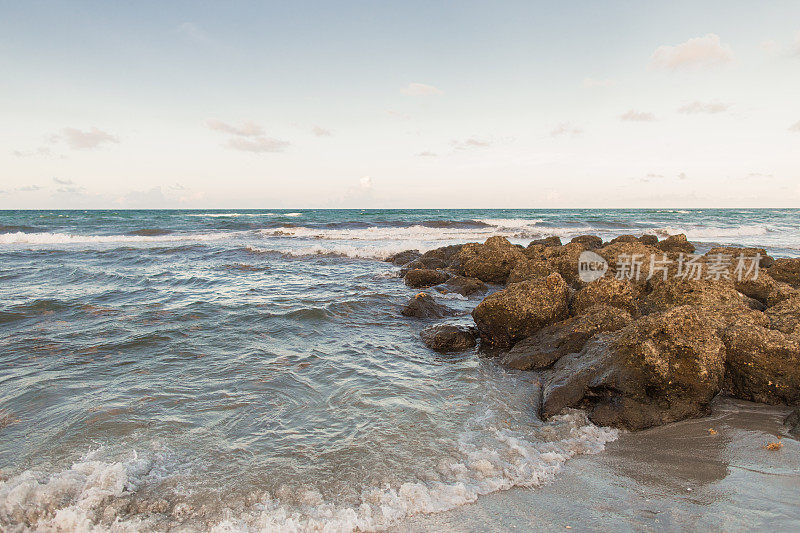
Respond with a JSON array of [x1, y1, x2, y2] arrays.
[[1, 0, 799, 209]]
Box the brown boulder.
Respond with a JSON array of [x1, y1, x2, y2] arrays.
[[500, 305, 632, 370], [768, 258, 800, 288], [472, 273, 569, 348], [421, 244, 464, 264], [404, 269, 449, 288], [570, 235, 603, 249], [529, 236, 562, 247], [402, 256, 449, 272], [765, 296, 800, 335], [541, 306, 726, 430], [420, 324, 478, 352], [705, 246, 774, 269], [387, 250, 421, 266], [735, 272, 798, 308], [401, 293, 451, 319], [722, 324, 800, 404], [609, 235, 639, 244], [572, 278, 642, 316], [436, 275, 487, 296], [657, 234, 695, 254], [639, 234, 659, 246], [506, 259, 553, 284], [453, 236, 528, 283]]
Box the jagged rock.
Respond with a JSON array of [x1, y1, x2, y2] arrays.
[[765, 296, 800, 334], [570, 235, 603, 249], [572, 278, 642, 317], [705, 246, 774, 268], [768, 258, 800, 288], [541, 306, 726, 430], [402, 256, 449, 272], [453, 236, 528, 283], [785, 408, 800, 437], [401, 293, 450, 319], [404, 268, 449, 288], [529, 236, 562, 247], [639, 234, 659, 246], [736, 273, 798, 308], [722, 324, 800, 404], [420, 324, 478, 352], [507, 259, 553, 284], [536, 242, 588, 287], [657, 234, 695, 254], [500, 305, 632, 370], [609, 235, 639, 244], [386, 250, 421, 266], [472, 273, 569, 348], [594, 241, 664, 283], [437, 275, 487, 296], [421, 244, 464, 263]]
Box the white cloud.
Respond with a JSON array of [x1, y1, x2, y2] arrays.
[[550, 123, 583, 137], [451, 137, 491, 150], [583, 77, 615, 88], [649, 34, 733, 70], [17, 185, 41, 192], [359, 176, 373, 189], [59, 127, 119, 149], [226, 136, 289, 153], [761, 39, 781, 54], [311, 126, 332, 137], [206, 119, 264, 137], [790, 120, 800, 132], [401, 83, 444, 96], [678, 172, 688, 180], [620, 110, 656, 122], [53, 177, 73, 185], [677, 101, 731, 114]]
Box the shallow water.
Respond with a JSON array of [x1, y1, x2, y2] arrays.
[[1, 209, 798, 531]]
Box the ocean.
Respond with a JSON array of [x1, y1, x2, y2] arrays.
[[1, 208, 798, 531]]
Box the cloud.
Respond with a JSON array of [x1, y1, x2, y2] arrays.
[[451, 137, 491, 150], [550, 123, 583, 137], [52, 177, 73, 185], [17, 185, 41, 192], [649, 34, 733, 70], [678, 172, 688, 180], [583, 77, 615, 88], [401, 83, 444, 96], [417, 151, 437, 157], [761, 40, 781, 54], [12, 146, 53, 158], [206, 119, 264, 137], [677, 101, 731, 114], [359, 176, 373, 189], [226, 136, 289, 153], [57, 127, 119, 149], [56, 186, 86, 195], [311, 126, 332, 137], [620, 110, 656, 122], [789, 120, 800, 132]]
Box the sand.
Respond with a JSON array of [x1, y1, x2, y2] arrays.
[[396, 398, 799, 531]]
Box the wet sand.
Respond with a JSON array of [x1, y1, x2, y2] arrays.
[[397, 398, 799, 531]]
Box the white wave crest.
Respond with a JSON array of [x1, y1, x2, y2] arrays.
[[0, 231, 238, 246]]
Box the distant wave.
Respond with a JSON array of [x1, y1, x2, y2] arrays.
[[186, 212, 302, 218], [126, 228, 173, 236], [0, 231, 237, 245], [0, 224, 45, 234]]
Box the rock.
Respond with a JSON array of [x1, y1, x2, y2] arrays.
[[705, 246, 774, 269], [657, 234, 695, 254], [735, 273, 798, 308], [421, 244, 464, 264], [572, 278, 642, 317], [722, 324, 800, 405], [402, 256, 449, 272], [420, 324, 478, 352], [386, 250, 421, 266], [404, 268, 449, 288], [570, 235, 603, 249], [453, 236, 528, 283], [541, 306, 726, 430], [768, 258, 800, 288], [437, 275, 487, 296], [506, 259, 553, 284], [785, 408, 800, 437], [536, 242, 588, 287], [472, 273, 570, 348], [529, 236, 562, 247], [765, 296, 800, 335], [500, 305, 632, 370], [594, 241, 664, 284], [639, 234, 659, 246], [401, 293, 450, 319], [609, 235, 639, 244]]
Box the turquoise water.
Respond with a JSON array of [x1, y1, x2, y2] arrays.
[[0, 209, 797, 531]]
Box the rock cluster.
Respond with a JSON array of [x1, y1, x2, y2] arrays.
[[392, 235, 800, 431]]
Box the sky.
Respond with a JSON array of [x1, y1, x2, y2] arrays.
[[1, 0, 799, 209]]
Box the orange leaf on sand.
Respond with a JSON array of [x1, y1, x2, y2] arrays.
[[765, 440, 783, 451], [708, 428, 717, 435]]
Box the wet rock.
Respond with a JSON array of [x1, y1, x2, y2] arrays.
[[421, 244, 464, 264], [472, 273, 569, 348], [420, 324, 478, 352], [404, 268, 449, 288], [722, 324, 800, 405], [705, 246, 774, 269], [572, 278, 642, 317], [765, 296, 800, 335], [453, 236, 528, 283], [500, 305, 632, 370], [768, 258, 800, 288], [785, 408, 800, 437], [401, 293, 450, 319], [437, 275, 487, 296], [639, 234, 659, 246], [657, 234, 695, 254], [570, 235, 603, 249], [541, 306, 726, 430], [403, 256, 449, 272], [529, 236, 562, 247], [506, 259, 553, 284], [386, 250, 421, 266]]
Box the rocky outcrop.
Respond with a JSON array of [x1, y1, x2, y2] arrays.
[[657, 234, 695, 254], [404, 269, 449, 288], [541, 306, 726, 431], [453, 236, 528, 283], [386, 250, 421, 266], [768, 258, 800, 288], [639, 234, 659, 246], [506, 259, 553, 284], [609, 235, 639, 245], [401, 293, 451, 319], [500, 305, 632, 370], [705, 246, 774, 268], [765, 296, 800, 334], [529, 236, 562, 247], [420, 324, 478, 352], [572, 278, 642, 317], [436, 275, 487, 296], [472, 273, 569, 348], [570, 235, 603, 249]]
